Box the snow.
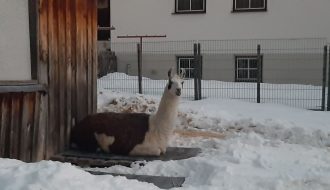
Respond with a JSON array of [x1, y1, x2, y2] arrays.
[[1, 74, 330, 190]]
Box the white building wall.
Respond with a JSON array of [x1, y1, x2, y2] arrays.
[[0, 0, 31, 80], [111, 0, 330, 42]]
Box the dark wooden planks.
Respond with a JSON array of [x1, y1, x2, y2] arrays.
[[51, 147, 202, 167], [0, 91, 43, 161]]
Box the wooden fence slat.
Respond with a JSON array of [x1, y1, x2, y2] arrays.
[[52, 0, 60, 155], [87, 0, 93, 114], [65, 0, 73, 148], [91, 0, 98, 113], [76, 0, 88, 122], [31, 92, 41, 161], [47, 0, 56, 158], [0, 95, 5, 156], [37, 0, 49, 161], [19, 93, 35, 162], [0, 94, 11, 157], [9, 93, 22, 159], [0, 95, 2, 147], [58, 0, 66, 153]]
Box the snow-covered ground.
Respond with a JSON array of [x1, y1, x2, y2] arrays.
[[1, 75, 330, 190]]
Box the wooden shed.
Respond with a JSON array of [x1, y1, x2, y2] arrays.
[[0, 0, 97, 162]]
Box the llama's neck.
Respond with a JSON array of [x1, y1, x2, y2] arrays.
[[153, 88, 180, 135]]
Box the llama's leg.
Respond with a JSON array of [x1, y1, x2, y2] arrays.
[[94, 133, 115, 153], [129, 144, 161, 156]]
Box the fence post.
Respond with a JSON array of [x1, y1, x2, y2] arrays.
[[327, 45, 330, 111], [137, 43, 142, 94], [193, 43, 198, 100], [322, 45, 327, 111], [257, 44, 261, 103], [193, 43, 202, 100], [197, 43, 202, 100]]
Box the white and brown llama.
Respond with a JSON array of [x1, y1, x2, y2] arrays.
[[71, 68, 184, 156]]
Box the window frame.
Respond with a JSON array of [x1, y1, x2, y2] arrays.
[[232, 0, 267, 13], [176, 55, 203, 79], [235, 55, 263, 82], [174, 0, 206, 14], [29, 0, 38, 80]]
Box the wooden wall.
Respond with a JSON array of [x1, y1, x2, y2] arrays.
[[38, 0, 97, 159], [0, 0, 97, 162], [0, 84, 46, 162]]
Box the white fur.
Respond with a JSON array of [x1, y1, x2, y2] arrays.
[[94, 133, 115, 152], [129, 71, 183, 156]]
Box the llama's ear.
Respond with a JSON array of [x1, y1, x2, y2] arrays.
[[168, 67, 173, 79]]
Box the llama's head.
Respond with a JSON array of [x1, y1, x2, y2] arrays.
[[167, 68, 184, 97]]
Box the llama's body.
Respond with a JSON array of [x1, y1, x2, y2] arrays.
[[70, 112, 150, 155], [70, 68, 183, 156]]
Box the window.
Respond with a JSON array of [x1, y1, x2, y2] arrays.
[[98, 0, 111, 41], [233, 0, 267, 12], [175, 0, 206, 14], [177, 56, 203, 79], [235, 56, 262, 82], [177, 56, 195, 78]]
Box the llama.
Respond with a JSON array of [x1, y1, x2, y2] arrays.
[[70, 68, 184, 156]]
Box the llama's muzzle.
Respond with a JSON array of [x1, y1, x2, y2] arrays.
[[176, 89, 181, 96]]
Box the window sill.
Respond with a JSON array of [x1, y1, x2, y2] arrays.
[[0, 81, 47, 93], [172, 11, 206, 15], [231, 8, 267, 13]]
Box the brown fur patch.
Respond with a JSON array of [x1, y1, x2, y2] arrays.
[[174, 129, 225, 139], [71, 112, 149, 155]]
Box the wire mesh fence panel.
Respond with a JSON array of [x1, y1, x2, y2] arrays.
[[199, 38, 327, 109], [199, 39, 264, 102], [98, 40, 197, 100], [97, 42, 139, 94], [259, 38, 327, 110], [97, 38, 328, 110]]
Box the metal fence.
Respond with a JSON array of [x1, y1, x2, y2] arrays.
[[98, 38, 330, 110]]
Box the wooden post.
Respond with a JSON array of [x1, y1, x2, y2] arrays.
[[193, 44, 198, 100], [322, 45, 327, 111], [197, 43, 202, 100], [137, 43, 142, 94], [327, 45, 330, 111], [257, 44, 261, 103], [193, 43, 202, 100]]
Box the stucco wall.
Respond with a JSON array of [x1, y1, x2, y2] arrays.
[[0, 0, 31, 80], [111, 0, 330, 42]]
